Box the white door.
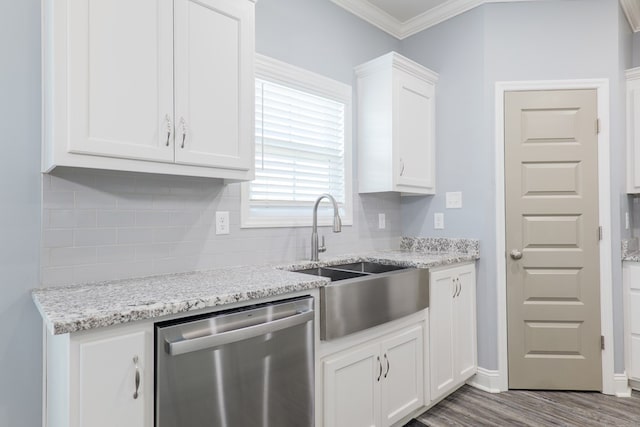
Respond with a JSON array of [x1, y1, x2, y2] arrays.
[[380, 325, 424, 426], [429, 268, 456, 401], [324, 343, 381, 427], [77, 331, 148, 427], [454, 264, 477, 379], [174, 0, 254, 170], [67, 0, 174, 162], [395, 71, 435, 191]]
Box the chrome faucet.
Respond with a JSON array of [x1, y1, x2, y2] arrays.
[[311, 193, 342, 261]]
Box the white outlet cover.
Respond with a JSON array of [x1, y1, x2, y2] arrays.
[[434, 212, 444, 230], [378, 213, 386, 229], [446, 192, 462, 209], [215, 211, 230, 235]]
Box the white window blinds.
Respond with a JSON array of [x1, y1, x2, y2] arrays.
[[251, 78, 347, 210], [241, 55, 352, 228]]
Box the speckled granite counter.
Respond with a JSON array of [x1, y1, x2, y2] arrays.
[[33, 238, 479, 336], [622, 238, 640, 262]]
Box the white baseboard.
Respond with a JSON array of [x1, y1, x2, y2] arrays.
[[467, 367, 502, 393], [613, 373, 632, 397]]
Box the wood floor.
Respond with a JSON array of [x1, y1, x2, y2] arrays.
[[411, 385, 640, 427]]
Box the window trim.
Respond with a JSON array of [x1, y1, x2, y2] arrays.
[[241, 54, 353, 229]]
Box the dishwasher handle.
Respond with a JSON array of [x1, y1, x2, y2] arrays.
[[166, 309, 314, 356]]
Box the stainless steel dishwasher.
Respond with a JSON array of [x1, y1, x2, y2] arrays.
[[155, 296, 314, 427]]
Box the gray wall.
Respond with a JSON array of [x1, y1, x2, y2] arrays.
[[40, 0, 403, 286], [0, 0, 43, 424], [633, 32, 640, 67], [401, 0, 631, 372]]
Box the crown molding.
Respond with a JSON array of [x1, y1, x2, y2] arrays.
[[330, 0, 404, 39], [332, 0, 574, 40], [620, 0, 640, 32]]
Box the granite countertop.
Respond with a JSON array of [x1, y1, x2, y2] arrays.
[[622, 238, 640, 262], [32, 237, 480, 335]]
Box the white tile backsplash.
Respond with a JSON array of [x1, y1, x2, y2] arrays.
[[41, 168, 402, 286]]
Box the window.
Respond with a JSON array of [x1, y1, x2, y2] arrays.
[[241, 55, 353, 228]]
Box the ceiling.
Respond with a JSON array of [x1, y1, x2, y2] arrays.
[[331, 0, 640, 40]]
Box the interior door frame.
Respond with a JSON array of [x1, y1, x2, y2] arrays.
[[495, 79, 616, 395]]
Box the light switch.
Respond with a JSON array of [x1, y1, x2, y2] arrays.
[[446, 192, 462, 209], [434, 213, 444, 230]]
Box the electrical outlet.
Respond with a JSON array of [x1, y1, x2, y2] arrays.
[[378, 213, 386, 229], [215, 211, 230, 235], [434, 212, 444, 230]]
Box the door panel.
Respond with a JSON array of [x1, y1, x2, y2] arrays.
[[323, 343, 380, 427], [395, 72, 435, 190], [174, 0, 253, 170], [381, 325, 424, 426], [455, 265, 477, 379], [505, 89, 602, 390], [67, 0, 174, 161], [429, 269, 455, 400]]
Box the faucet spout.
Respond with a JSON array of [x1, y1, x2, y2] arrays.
[[311, 193, 342, 261]]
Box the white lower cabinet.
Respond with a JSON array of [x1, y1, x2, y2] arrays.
[[623, 262, 640, 389], [323, 324, 424, 427], [46, 323, 153, 427], [429, 263, 477, 402]]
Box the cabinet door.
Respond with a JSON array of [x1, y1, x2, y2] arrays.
[[454, 265, 477, 380], [628, 83, 640, 192], [394, 71, 435, 192], [380, 325, 424, 426], [429, 269, 456, 401], [77, 331, 149, 427], [174, 0, 254, 171], [324, 342, 381, 427], [67, 0, 174, 162]]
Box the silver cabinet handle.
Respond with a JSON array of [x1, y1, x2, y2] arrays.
[[384, 353, 390, 378], [133, 356, 140, 399], [456, 278, 461, 297], [510, 249, 523, 260], [377, 356, 382, 382], [452, 278, 457, 298], [164, 114, 172, 147], [179, 117, 187, 149], [166, 309, 313, 356], [400, 158, 405, 176]]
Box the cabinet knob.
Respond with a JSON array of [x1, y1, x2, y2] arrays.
[[133, 356, 140, 400], [179, 117, 187, 149], [510, 249, 523, 260]]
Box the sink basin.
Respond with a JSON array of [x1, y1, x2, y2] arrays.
[[294, 267, 367, 281], [327, 261, 406, 274], [292, 261, 429, 340]]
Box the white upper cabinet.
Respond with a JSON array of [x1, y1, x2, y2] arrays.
[[43, 0, 255, 181], [627, 67, 640, 193], [174, 0, 253, 171], [356, 52, 437, 195]]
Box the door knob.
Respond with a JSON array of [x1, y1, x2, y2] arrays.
[[510, 249, 523, 260]]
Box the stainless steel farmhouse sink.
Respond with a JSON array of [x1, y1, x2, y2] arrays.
[[293, 262, 429, 340]]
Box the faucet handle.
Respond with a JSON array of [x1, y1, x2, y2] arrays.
[[319, 235, 327, 253]]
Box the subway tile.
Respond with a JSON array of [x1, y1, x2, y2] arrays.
[[40, 266, 74, 287], [73, 261, 154, 284], [93, 173, 136, 193], [43, 191, 74, 209], [117, 193, 154, 209], [74, 228, 117, 247], [154, 227, 187, 243], [75, 191, 117, 209], [152, 256, 199, 275], [42, 229, 74, 248], [134, 243, 175, 261], [50, 247, 97, 266], [118, 227, 155, 245], [169, 210, 202, 227], [97, 210, 136, 227], [136, 211, 170, 227], [133, 174, 172, 195], [97, 245, 136, 264]]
